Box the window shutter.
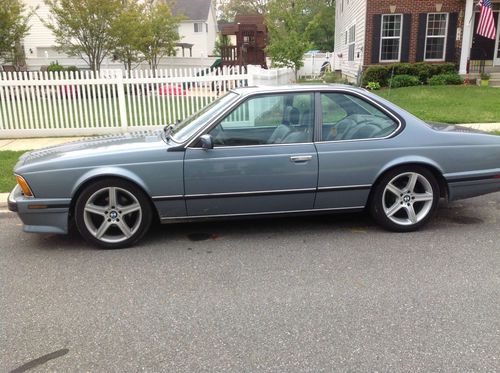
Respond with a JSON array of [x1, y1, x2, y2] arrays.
[[416, 13, 427, 62], [446, 13, 458, 62], [371, 14, 382, 64], [401, 14, 412, 62]]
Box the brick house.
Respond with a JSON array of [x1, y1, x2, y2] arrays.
[[334, 0, 500, 82]]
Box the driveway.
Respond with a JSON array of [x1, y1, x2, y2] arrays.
[[1, 194, 499, 372]]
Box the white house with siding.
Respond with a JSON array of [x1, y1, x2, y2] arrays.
[[171, 0, 218, 58], [18, 0, 218, 69], [333, 0, 367, 83]]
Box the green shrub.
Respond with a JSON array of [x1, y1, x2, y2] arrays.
[[323, 71, 338, 83], [389, 74, 420, 88], [365, 81, 381, 91], [362, 66, 390, 87], [413, 63, 433, 83], [363, 62, 459, 86], [47, 61, 64, 72], [65, 65, 79, 72], [428, 73, 462, 86], [390, 63, 418, 77], [432, 63, 456, 75]]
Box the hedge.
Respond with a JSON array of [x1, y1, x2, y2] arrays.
[[389, 74, 420, 88], [428, 73, 462, 86], [362, 62, 457, 87]]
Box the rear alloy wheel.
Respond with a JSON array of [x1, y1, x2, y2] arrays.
[[75, 178, 152, 248], [371, 166, 440, 232]]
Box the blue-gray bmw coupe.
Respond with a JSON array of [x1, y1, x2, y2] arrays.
[[8, 85, 500, 248]]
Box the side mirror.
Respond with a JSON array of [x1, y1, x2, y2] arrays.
[[199, 134, 214, 150]]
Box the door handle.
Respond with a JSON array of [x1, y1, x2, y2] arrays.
[[290, 155, 313, 163]]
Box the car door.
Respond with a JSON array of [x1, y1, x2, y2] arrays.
[[184, 92, 318, 217], [314, 91, 401, 210]]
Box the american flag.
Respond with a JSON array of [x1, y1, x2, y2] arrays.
[[476, 0, 496, 40]]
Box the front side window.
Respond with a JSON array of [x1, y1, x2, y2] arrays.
[[207, 93, 314, 147], [321, 93, 398, 141], [425, 13, 448, 61], [380, 14, 402, 62], [172, 93, 239, 143]]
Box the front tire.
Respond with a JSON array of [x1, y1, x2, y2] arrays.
[[370, 166, 440, 232], [74, 178, 152, 249]]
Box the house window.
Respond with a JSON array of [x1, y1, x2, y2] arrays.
[[380, 14, 402, 62], [194, 22, 204, 33], [348, 25, 356, 61], [425, 13, 448, 61]]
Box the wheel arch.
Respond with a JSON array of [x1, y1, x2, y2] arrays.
[[68, 168, 159, 220], [368, 158, 449, 204]]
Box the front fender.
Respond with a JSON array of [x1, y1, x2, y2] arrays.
[[71, 166, 151, 198]]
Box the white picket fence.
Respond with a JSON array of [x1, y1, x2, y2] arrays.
[[0, 66, 251, 138]]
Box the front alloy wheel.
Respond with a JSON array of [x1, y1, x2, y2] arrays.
[[75, 178, 152, 248], [371, 166, 440, 232]]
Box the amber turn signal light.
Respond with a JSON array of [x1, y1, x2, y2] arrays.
[[15, 175, 34, 197]]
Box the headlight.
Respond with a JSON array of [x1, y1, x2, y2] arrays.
[[15, 175, 34, 197]]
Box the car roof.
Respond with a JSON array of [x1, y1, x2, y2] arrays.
[[231, 84, 367, 97]]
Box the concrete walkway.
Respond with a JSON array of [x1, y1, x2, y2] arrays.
[[0, 137, 84, 151]]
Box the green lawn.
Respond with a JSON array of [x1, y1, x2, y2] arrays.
[[375, 85, 500, 124], [0, 150, 27, 193]]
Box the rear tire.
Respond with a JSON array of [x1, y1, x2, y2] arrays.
[[74, 178, 152, 249], [370, 166, 440, 232]]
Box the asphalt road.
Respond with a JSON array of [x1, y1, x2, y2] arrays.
[[1, 194, 499, 372]]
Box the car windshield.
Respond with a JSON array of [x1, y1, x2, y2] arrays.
[[171, 92, 239, 143]]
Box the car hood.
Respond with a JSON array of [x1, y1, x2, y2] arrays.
[[16, 130, 170, 171]]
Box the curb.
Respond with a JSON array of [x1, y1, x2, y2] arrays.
[[0, 193, 9, 209]]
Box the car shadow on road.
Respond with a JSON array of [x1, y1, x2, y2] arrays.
[[141, 211, 377, 246], [28, 196, 493, 251]]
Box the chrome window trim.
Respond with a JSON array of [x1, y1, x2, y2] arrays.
[[182, 87, 404, 149], [184, 90, 316, 148], [187, 142, 315, 150]]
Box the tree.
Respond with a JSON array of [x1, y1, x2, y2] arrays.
[[109, 0, 144, 74], [213, 35, 232, 56], [139, 1, 182, 75], [0, 0, 32, 64], [301, 0, 335, 51], [217, 0, 267, 22], [265, 0, 312, 80], [43, 0, 122, 72]]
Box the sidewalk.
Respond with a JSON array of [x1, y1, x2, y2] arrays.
[[1, 124, 499, 209], [0, 137, 84, 151]]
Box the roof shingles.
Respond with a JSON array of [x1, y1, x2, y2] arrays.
[[170, 0, 212, 21]]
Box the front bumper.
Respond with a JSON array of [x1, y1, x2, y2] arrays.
[[8, 186, 19, 212], [8, 185, 72, 234]]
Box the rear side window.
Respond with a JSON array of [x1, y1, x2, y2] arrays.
[[321, 93, 399, 141]]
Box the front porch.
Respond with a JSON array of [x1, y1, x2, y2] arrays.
[[460, 0, 500, 85]]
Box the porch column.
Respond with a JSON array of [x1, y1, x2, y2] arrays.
[[459, 0, 475, 74]]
